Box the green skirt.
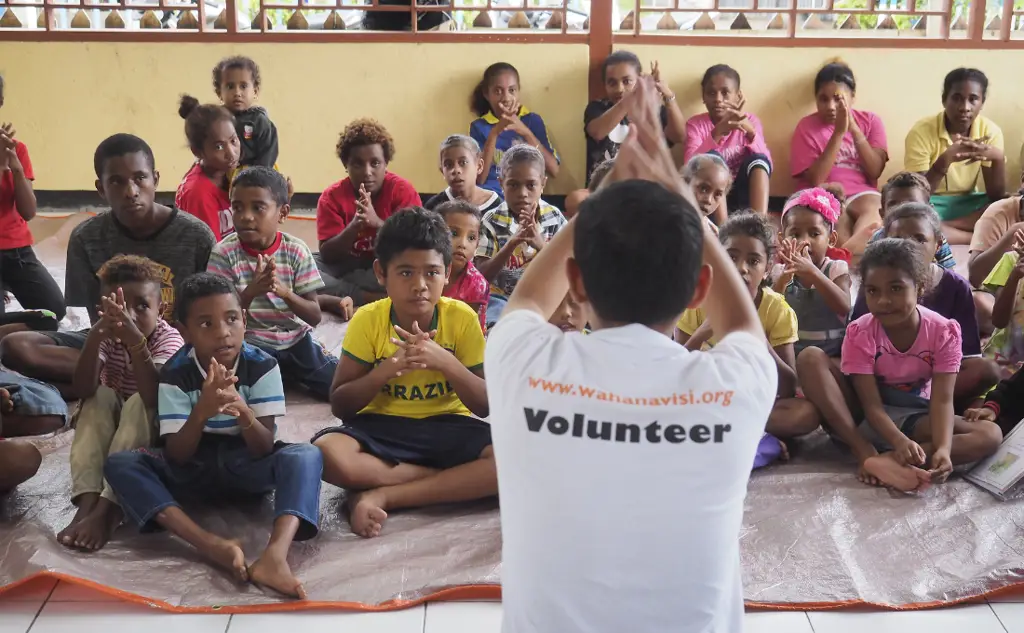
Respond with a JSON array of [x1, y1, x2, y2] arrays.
[[930, 191, 990, 221]]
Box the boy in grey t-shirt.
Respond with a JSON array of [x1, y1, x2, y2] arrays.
[[0, 134, 215, 398]]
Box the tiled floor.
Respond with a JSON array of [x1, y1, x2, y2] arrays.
[[3, 579, 1024, 632]]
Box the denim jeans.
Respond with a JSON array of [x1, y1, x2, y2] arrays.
[[104, 436, 322, 541], [255, 331, 337, 402], [485, 293, 508, 329]]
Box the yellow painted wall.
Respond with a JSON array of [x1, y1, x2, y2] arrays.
[[0, 42, 589, 194], [626, 45, 1024, 194], [3, 41, 1023, 197]]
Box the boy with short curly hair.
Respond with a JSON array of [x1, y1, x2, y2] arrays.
[[315, 118, 422, 314], [57, 254, 185, 552]]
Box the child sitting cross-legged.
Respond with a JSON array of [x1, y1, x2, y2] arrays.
[[820, 239, 1001, 491], [437, 200, 488, 331], [58, 255, 185, 551], [208, 166, 337, 401], [104, 273, 323, 598], [312, 207, 493, 539]]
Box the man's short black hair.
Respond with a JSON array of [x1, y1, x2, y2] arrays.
[[231, 166, 289, 206], [175, 272, 240, 324], [375, 206, 453, 271], [93, 133, 156, 180], [576, 180, 703, 326]]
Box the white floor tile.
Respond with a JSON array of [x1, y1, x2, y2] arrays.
[[0, 577, 57, 604], [30, 602, 230, 633], [424, 601, 502, 633], [809, 605, 1006, 633], [744, 611, 814, 633], [227, 606, 425, 633], [0, 602, 42, 633], [47, 581, 122, 602], [990, 602, 1024, 632]]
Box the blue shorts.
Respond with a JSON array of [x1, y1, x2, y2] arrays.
[[312, 413, 492, 470], [254, 331, 337, 402], [0, 368, 68, 428]]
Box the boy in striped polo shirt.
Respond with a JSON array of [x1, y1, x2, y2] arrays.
[[104, 273, 322, 599], [208, 166, 337, 401], [58, 255, 185, 551]]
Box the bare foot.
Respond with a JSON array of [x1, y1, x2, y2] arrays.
[[348, 490, 388, 538], [63, 499, 122, 551], [0, 388, 12, 413], [58, 493, 100, 547], [197, 537, 249, 583], [249, 552, 307, 599], [776, 437, 790, 461], [841, 221, 883, 256], [863, 453, 932, 492]]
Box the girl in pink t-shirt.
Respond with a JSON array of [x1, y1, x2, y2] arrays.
[[437, 200, 488, 331], [827, 239, 1000, 492], [790, 62, 888, 252], [684, 65, 772, 215]]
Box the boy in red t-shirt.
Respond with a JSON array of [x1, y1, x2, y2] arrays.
[[314, 118, 421, 316], [0, 77, 65, 333]]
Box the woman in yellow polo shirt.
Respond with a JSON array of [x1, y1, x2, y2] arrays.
[[904, 68, 1005, 245]]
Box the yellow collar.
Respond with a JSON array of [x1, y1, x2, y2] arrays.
[[482, 105, 530, 124], [936, 110, 982, 142]]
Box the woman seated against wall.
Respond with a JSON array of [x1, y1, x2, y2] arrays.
[[903, 67, 1005, 245]]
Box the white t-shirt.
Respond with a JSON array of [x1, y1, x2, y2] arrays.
[[485, 310, 777, 633]]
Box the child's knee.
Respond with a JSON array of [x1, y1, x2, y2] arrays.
[[278, 443, 323, 472], [796, 346, 827, 374], [0, 332, 45, 371], [103, 449, 142, 482], [975, 420, 1004, 454]]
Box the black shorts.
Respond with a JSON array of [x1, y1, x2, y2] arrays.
[[311, 413, 492, 470], [41, 328, 90, 349]]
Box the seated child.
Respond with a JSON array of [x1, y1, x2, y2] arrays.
[[904, 68, 1004, 245], [851, 203, 998, 407], [476, 145, 567, 327], [549, 293, 584, 333], [437, 201, 488, 330], [424, 135, 502, 216], [564, 157, 614, 219], [676, 213, 798, 398], [684, 65, 771, 214], [827, 239, 1000, 492], [584, 50, 685, 185], [469, 62, 559, 193], [676, 213, 798, 463], [769, 187, 852, 439], [104, 273, 322, 599], [790, 61, 888, 249], [312, 208, 493, 539], [175, 95, 240, 241], [0, 367, 67, 437], [58, 255, 185, 551], [982, 230, 1024, 376], [315, 118, 421, 312], [208, 167, 336, 401], [867, 172, 956, 269], [682, 153, 732, 228], [213, 56, 278, 170], [0, 92, 66, 331], [967, 363, 1024, 435], [0, 134, 215, 398]]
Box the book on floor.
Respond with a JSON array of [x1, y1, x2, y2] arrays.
[[965, 418, 1024, 500]]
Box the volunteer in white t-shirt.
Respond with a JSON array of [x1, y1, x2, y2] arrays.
[[484, 77, 777, 633]]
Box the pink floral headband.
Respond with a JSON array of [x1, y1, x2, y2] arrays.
[[782, 188, 841, 227]]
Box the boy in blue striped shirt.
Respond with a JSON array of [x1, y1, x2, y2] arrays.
[[104, 273, 322, 599]]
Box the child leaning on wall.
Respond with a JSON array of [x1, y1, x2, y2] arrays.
[[469, 62, 560, 195]]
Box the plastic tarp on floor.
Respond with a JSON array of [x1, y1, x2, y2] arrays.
[[3, 216, 1024, 611]]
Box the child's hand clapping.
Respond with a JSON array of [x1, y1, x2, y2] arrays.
[[198, 359, 243, 419], [650, 61, 675, 102], [355, 184, 384, 229], [246, 254, 277, 298], [0, 129, 21, 174], [395, 321, 455, 373], [98, 288, 145, 348], [712, 98, 753, 141], [781, 238, 817, 279]]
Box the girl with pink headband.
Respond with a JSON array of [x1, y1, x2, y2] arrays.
[[770, 186, 854, 442]]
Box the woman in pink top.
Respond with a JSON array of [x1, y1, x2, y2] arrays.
[[684, 64, 772, 215], [790, 62, 888, 252]]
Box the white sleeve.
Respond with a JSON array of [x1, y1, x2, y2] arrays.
[[707, 331, 778, 405], [485, 309, 561, 414]]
